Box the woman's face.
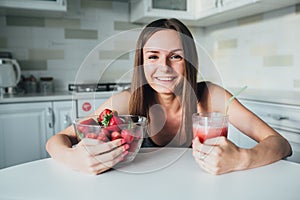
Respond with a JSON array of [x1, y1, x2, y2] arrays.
[[143, 29, 185, 95]]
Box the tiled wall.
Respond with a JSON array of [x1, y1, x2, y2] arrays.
[[0, 0, 142, 91], [200, 5, 300, 91], [0, 1, 299, 92]]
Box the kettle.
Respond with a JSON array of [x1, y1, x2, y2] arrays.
[[0, 58, 21, 88]]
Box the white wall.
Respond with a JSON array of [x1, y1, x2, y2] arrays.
[[0, 0, 141, 92], [196, 5, 300, 91], [1, 1, 299, 92]]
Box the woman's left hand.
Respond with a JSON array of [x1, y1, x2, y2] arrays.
[[192, 136, 243, 175]]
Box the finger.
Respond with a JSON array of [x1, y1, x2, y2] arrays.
[[94, 144, 129, 164], [204, 136, 227, 145], [79, 138, 104, 146], [84, 139, 126, 156], [89, 151, 126, 175], [192, 137, 203, 152]]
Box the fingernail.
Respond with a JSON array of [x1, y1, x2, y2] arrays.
[[124, 144, 130, 150], [123, 150, 128, 156]]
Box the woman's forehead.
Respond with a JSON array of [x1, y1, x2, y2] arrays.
[[143, 29, 182, 51]]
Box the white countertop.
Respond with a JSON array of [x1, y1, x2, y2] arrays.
[[1, 88, 300, 106], [0, 91, 114, 104], [0, 148, 299, 200], [228, 88, 300, 106]]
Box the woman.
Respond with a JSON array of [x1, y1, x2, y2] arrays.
[[46, 18, 291, 175]]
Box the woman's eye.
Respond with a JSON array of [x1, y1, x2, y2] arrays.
[[148, 55, 158, 60], [170, 54, 182, 60]]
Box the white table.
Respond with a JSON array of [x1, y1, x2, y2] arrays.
[[0, 148, 299, 200]]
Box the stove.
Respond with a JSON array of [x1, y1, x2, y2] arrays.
[[68, 82, 130, 93], [69, 83, 130, 117]]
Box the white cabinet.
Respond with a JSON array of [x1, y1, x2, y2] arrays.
[[194, 0, 300, 26], [0, 100, 74, 169], [0, 0, 67, 17], [130, 0, 300, 26], [233, 99, 300, 163], [130, 0, 195, 24], [53, 101, 75, 133], [0, 102, 52, 169]]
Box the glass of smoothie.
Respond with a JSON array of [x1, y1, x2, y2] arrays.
[[192, 112, 229, 143]]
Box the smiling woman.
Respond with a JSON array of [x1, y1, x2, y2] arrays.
[[46, 18, 292, 175]]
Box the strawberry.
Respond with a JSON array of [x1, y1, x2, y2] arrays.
[[97, 132, 109, 142], [86, 133, 98, 139], [77, 118, 98, 133], [100, 128, 110, 139], [111, 131, 122, 141], [121, 129, 134, 144], [98, 109, 113, 126], [98, 108, 123, 131]]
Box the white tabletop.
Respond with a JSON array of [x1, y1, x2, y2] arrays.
[[0, 148, 299, 200]]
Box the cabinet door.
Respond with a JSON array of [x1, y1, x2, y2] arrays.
[[0, 0, 67, 11], [130, 0, 195, 23], [0, 102, 52, 169], [196, 0, 218, 18], [53, 100, 76, 133], [228, 124, 257, 148]]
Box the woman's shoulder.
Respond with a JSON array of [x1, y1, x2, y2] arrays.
[[196, 81, 227, 99]]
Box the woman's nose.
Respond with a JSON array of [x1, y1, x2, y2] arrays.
[[157, 57, 170, 72]]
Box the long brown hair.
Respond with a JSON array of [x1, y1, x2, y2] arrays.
[[129, 18, 198, 147]]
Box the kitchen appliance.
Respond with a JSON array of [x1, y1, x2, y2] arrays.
[[0, 58, 21, 97], [69, 83, 130, 117]]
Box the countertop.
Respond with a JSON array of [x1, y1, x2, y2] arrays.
[[0, 91, 114, 104], [1, 88, 300, 106], [228, 88, 300, 106], [0, 148, 299, 200]]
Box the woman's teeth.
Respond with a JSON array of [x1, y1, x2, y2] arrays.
[[156, 77, 174, 81]]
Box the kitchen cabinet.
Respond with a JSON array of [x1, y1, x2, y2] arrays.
[[0, 102, 51, 169], [0, 0, 67, 17], [229, 99, 300, 163], [130, 0, 195, 24], [130, 0, 300, 27], [52, 100, 75, 133], [0, 100, 73, 169], [193, 0, 300, 26]]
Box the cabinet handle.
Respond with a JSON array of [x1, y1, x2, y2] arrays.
[[64, 114, 72, 128], [215, 0, 219, 7], [268, 114, 289, 121], [47, 107, 54, 128]]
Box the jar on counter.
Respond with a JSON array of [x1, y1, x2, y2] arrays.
[[24, 75, 38, 93], [39, 77, 54, 94]]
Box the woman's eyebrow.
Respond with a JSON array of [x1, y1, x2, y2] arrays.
[[144, 49, 183, 54]]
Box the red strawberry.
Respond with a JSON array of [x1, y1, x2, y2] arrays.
[[111, 131, 122, 141], [98, 109, 113, 126], [97, 132, 109, 142], [98, 109, 123, 128], [77, 118, 98, 133], [121, 129, 134, 144], [86, 133, 98, 139], [109, 115, 123, 126], [100, 128, 110, 138]]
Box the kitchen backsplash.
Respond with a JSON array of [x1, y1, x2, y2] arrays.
[[0, 0, 142, 91], [0, 1, 299, 92], [195, 4, 300, 91]]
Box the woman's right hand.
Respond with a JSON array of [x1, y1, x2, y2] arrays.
[[67, 138, 129, 175]]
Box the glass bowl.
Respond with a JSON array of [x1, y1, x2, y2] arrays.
[[73, 115, 147, 165]]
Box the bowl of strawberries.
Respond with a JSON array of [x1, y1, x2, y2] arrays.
[[73, 109, 147, 165]]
